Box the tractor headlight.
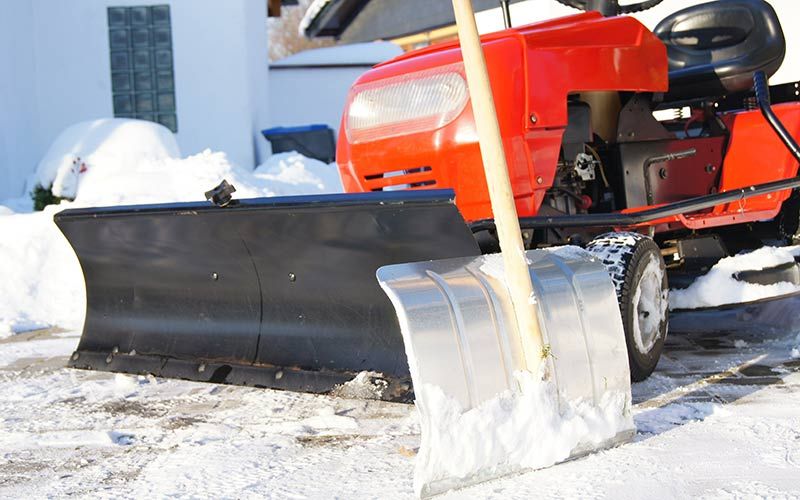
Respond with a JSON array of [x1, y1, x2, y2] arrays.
[[344, 64, 469, 144]]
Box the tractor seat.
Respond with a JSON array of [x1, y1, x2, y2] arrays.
[[654, 0, 785, 103]]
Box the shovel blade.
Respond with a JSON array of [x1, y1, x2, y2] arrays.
[[377, 248, 635, 496]]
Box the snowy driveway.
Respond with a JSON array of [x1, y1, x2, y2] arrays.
[[1, 323, 799, 499]]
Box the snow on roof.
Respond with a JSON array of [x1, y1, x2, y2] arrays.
[[270, 41, 402, 67], [298, 0, 332, 37]]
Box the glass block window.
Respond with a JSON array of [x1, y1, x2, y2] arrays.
[[108, 5, 177, 132]]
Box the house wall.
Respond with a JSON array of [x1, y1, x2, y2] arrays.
[[268, 66, 371, 139], [0, 2, 39, 200], [0, 0, 269, 200], [267, 42, 404, 144]]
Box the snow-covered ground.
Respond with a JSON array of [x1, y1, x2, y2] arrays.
[[1, 325, 798, 498], [2, 118, 799, 497]]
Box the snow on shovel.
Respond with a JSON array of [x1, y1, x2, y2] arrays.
[[376, 0, 635, 496]]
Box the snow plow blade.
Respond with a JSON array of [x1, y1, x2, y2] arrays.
[[671, 292, 800, 335], [377, 249, 635, 497], [54, 190, 480, 399]]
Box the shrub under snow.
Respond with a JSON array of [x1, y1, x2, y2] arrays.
[[32, 119, 181, 201]]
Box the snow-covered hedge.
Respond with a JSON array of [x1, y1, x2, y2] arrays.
[[32, 119, 181, 202], [29, 118, 342, 208]]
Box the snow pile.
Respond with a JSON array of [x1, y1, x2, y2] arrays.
[[0, 206, 85, 336], [413, 370, 632, 497], [670, 246, 800, 310], [50, 149, 342, 207], [478, 245, 600, 279], [33, 119, 181, 200], [478, 250, 533, 278], [253, 152, 343, 196], [331, 371, 390, 400], [0, 120, 343, 336], [29, 119, 342, 207]]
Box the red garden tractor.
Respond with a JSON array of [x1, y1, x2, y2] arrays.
[[335, 0, 800, 380]]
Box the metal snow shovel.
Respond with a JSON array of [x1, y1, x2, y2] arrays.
[[377, 0, 635, 496]]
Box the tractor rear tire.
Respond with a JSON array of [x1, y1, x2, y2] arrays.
[[586, 232, 669, 382]]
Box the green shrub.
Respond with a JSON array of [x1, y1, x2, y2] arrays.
[[31, 184, 64, 211]]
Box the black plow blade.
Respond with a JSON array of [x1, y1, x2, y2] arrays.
[[55, 190, 480, 400], [670, 292, 800, 335]]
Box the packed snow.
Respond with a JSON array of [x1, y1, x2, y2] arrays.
[[28, 119, 342, 207], [32, 119, 181, 200], [670, 245, 800, 310], [3, 118, 800, 497], [253, 151, 343, 196], [0, 204, 84, 337], [0, 119, 343, 337], [0, 335, 77, 368], [1, 324, 799, 498], [331, 371, 390, 400], [413, 371, 632, 497]]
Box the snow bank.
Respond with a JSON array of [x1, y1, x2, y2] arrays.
[[0, 207, 85, 337], [30, 119, 342, 207], [670, 245, 800, 310], [331, 371, 390, 400], [413, 370, 632, 497], [253, 152, 343, 196], [54, 149, 342, 207], [33, 119, 181, 200], [0, 120, 343, 336]]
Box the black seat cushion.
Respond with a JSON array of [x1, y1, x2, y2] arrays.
[[654, 0, 785, 102]]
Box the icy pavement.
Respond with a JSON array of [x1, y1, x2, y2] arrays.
[[1, 325, 799, 499]]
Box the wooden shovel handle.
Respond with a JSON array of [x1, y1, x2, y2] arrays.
[[451, 0, 545, 371]]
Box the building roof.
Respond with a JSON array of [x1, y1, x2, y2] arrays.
[[302, 0, 528, 42]]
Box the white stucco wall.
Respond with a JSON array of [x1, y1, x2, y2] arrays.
[[0, 0, 269, 200], [0, 2, 39, 200], [269, 66, 371, 136], [268, 42, 403, 140]]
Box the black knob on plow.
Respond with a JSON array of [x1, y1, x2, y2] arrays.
[[205, 180, 237, 207]]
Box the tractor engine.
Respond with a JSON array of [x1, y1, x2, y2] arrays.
[[543, 99, 617, 221]]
